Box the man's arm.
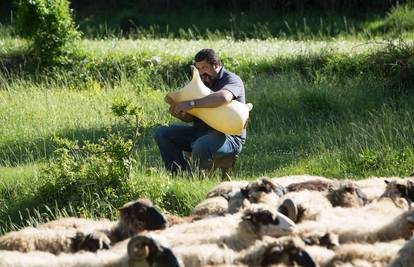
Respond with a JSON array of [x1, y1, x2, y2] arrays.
[[173, 89, 233, 114]]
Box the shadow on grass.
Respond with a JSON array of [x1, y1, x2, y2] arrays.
[[0, 124, 161, 166]]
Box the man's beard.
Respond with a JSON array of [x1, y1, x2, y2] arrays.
[[201, 73, 214, 87]]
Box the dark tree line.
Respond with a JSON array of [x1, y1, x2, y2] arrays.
[[69, 0, 404, 12], [1, 0, 408, 20]]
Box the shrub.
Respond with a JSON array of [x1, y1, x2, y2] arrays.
[[14, 0, 80, 65], [38, 98, 146, 210]]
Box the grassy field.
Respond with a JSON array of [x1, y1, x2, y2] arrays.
[[1, 4, 414, 233]]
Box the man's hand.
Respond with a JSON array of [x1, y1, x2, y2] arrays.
[[169, 102, 194, 122], [173, 101, 193, 114]]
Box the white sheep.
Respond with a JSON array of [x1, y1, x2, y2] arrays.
[[295, 198, 414, 244], [0, 239, 148, 267], [324, 240, 405, 267], [205, 180, 249, 198], [354, 177, 391, 201], [190, 196, 229, 218], [272, 175, 332, 188]]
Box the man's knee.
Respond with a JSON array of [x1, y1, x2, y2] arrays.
[[155, 125, 168, 143], [191, 140, 210, 159]]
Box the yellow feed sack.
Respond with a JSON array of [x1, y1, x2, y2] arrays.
[[166, 66, 252, 135]]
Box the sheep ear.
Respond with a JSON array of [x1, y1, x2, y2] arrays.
[[385, 180, 390, 184], [356, 188, 369, 205], [292, 249, 318, 267]]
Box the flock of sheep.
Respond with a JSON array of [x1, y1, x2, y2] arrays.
[[0, 174, 414, 267]]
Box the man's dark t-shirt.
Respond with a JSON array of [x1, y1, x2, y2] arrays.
[[193, 67, 247, 142]]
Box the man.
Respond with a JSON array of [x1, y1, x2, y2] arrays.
[[155, 48, 246, 174]]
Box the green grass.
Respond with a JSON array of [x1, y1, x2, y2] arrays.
[[71, 5, 413, 40], [75, 8, 390, 40]]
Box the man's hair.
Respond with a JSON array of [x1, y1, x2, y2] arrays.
[[194, 48, 221, 66]]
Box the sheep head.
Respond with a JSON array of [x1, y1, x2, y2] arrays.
[[260, 237, 318, 267], [241, 204, 295, 238], [128, 235, 183, 267], [118, 199, 167, 234], [328, 182, 368, 208], [383, 179, 414, 204], [71, 231, 111, 252], [241, 177, 286, 205]]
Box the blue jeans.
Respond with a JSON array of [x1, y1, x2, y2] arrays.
[[155, 124, 243, 173]]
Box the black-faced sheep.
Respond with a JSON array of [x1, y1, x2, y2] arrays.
[[127, 204, 296, 267], [227, 177, 286, 214], [237, 236, 317, 267], [0, 238, 159, 267], [380, 179, 414, 208], [191, 177, 287, 218], [0, 198, 167, 254]]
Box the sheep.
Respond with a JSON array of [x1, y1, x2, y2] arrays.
[[277, 190, 333, 223], [380, 179, 414, 208], [0, 198, 167, 254], [272, 175, 332, 188], [354, 177, 390, 201], [241, 177, 285, 204], [190, 196, 229, 218], [191, 177, 287, 218], [326, 181, 369, 208], [295, 198, 414, 245], [236, 236, 318, 267], [273, 181, 369, 224], [226, 177, 286, 214], [155, 203, 295, 249], [388, 237, 414, 267], [205, 180, 249, 198], [127, 204, 296, 267], [0, 238, 164, 267], [128, 235, 319, 267], [286, 179, 334, 192], [38, 217, 115, 231], [324, 240, 405, 267], [188, 180, 248, 219]]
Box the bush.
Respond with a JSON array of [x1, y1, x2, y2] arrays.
[[38, 98, 145, 210], [14, 0, 80, 65]]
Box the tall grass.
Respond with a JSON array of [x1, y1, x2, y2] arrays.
[[72, 6, 413, 40]]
